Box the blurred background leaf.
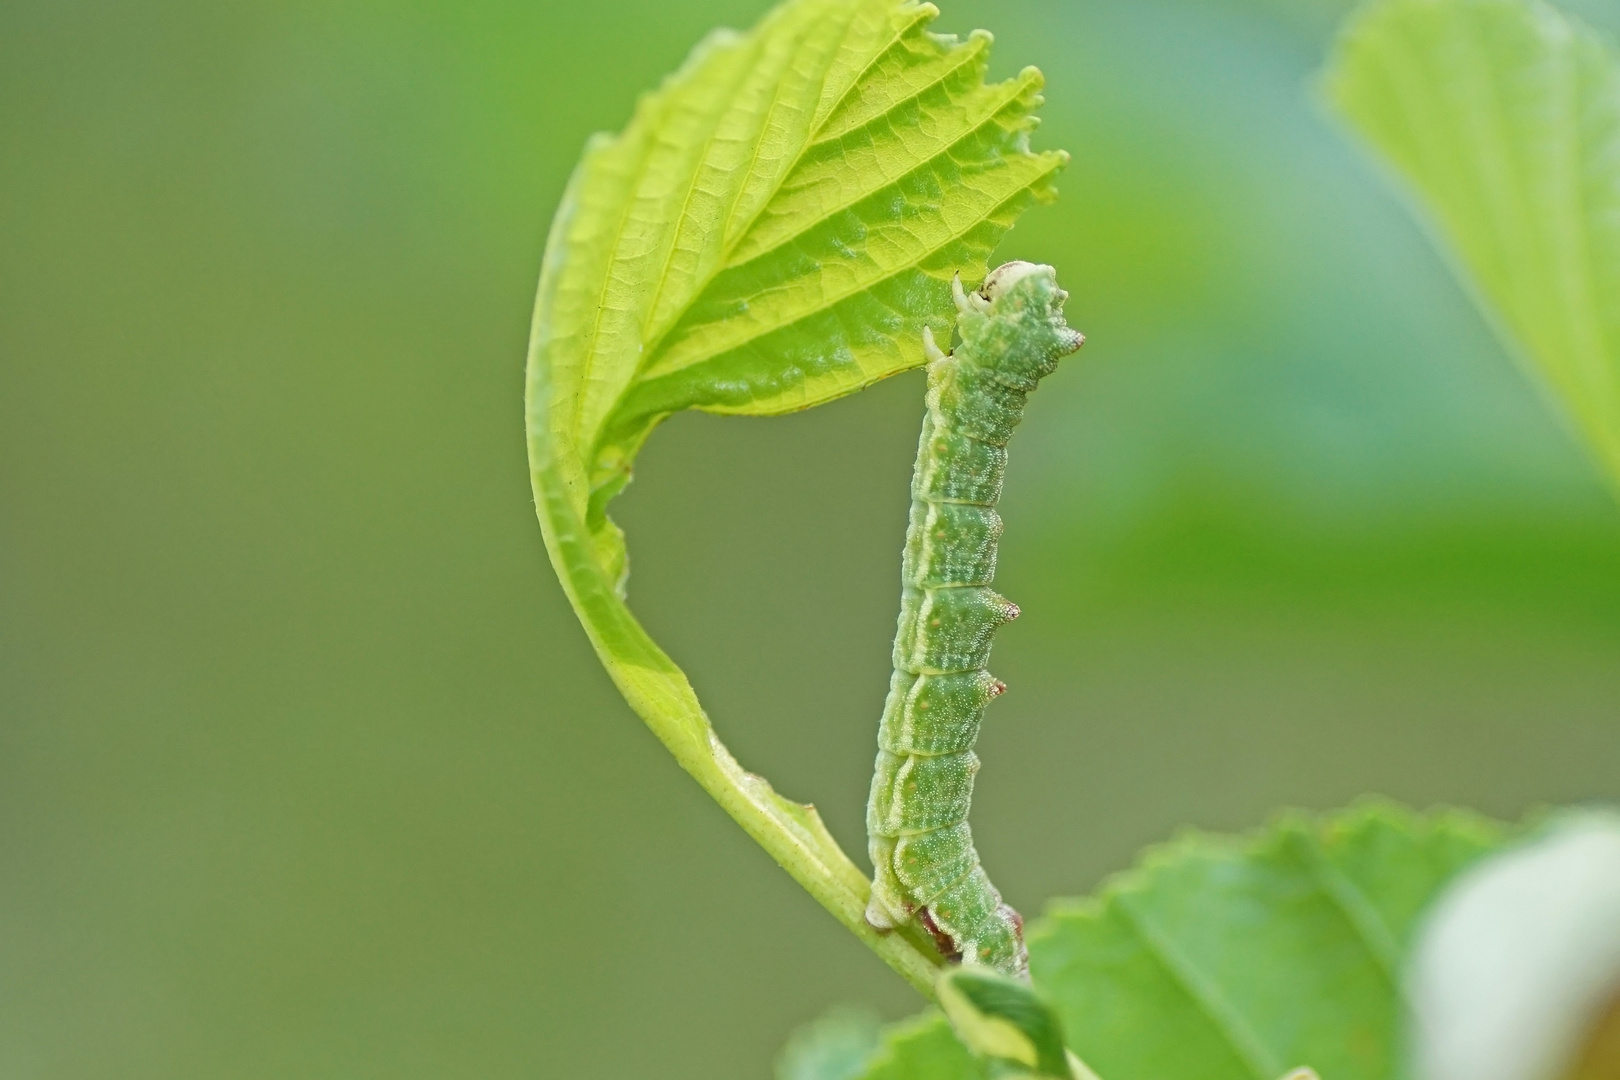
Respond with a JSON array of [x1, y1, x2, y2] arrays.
[[794, 1011, 985, 1080], [1325, 0, 1620, 496], [3, 1, 1620, 1078], [777, 1005, 887, 1080]]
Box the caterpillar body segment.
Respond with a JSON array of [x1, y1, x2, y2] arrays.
[[865, 262, 1084, 978]]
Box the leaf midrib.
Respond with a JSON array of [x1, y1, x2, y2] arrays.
[[717, 0, 852, 248], [1112, 892, 1282, 1080], [1288, 829, 1402, 984], [703, 2, 945, 278], [570, 116, 665, 464], [640, 30, 771, 354]]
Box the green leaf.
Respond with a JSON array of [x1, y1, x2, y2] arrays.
[[525, 0, 1064, 993], [787, 969, 1100, 1080], [796, 804, 1509, 1079], [1032, 803, 1505, 1080], [938, 966, 1087, 1079], [532, 0, 1065, 579], [856, 1013, 987, 1080], [778, 1007, 887, 1080], [1322, 0, 1620, 494]]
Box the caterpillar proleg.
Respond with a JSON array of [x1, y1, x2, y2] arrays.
[[865, 262, 1083, 977]]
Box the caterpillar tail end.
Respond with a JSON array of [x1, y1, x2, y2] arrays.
[[864, 895, 901, 931], [869, 861, 1031, 976]]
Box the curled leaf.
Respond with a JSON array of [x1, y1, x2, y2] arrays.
[[525, 0, 1066, 993], [938, 966, 1085, 1079], [530, 0, 1067, 587]]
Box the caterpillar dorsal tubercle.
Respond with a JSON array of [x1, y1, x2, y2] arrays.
[[865, 261, 1084, 978]]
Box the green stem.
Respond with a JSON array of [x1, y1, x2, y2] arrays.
[[527, 436, 948, 997]]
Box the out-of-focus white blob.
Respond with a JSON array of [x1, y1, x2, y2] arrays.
[[1409, 811, 1620, 1080]]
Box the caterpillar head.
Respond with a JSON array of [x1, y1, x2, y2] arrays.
[[954, 262, 1084, 383], [980, 260, 1050, 303], [953, 262, 1056, 314]]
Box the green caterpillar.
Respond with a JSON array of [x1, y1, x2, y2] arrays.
[[866, 262, 1084, 977]]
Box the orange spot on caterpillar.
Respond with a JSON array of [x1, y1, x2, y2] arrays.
[[989, 680, 1007, 698]]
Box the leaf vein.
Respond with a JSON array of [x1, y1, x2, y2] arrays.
[[1288, 829, 1402, 985], [719, 0, 852, 248], [641, 35, 769, 347], [811, 1, 939, 139], [732, 71, 1040, 266], [1113, 894, 1282, 1080], [640, 164, 1056, 382], [804, 28, 990, 154]]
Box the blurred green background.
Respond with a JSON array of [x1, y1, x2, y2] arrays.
[[4, 0, 1619, 1076]]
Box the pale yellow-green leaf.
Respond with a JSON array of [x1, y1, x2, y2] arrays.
[[531, 0, 1065, 547]]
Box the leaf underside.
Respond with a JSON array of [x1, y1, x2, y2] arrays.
[[1324, 0, 1620, 494], [532, 0, 1066, 577], [785, 803, 1508, 1080]]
